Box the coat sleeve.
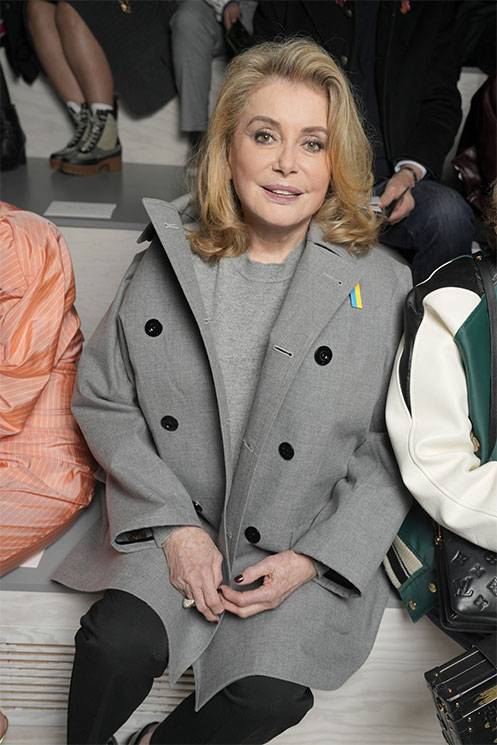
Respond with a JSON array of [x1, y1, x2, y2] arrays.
[[386, 292, 497, 553], [72, 253, 202, 553], [291, 267, 413, 598], [392, 2, 462, 179], [292, 399, 412, 598]]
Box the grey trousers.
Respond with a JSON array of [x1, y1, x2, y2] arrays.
[[170, 0, 226, 133]]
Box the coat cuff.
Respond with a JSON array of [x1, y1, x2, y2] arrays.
[[305, 557, 360, 598], [153, 526, 179, 549], [110, 503, 203, 553], [292, 525, 375, 599]]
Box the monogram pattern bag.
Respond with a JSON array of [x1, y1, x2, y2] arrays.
[[436, 526, 497, 633]]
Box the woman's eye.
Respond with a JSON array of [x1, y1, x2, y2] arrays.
[[304, 139, 325, 152], [254, 130, 274, 144]]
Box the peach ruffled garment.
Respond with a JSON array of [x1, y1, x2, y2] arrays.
[[0, 202, 96, 576]]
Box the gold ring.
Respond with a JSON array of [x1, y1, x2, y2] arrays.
[[182, 597, 196, 609]]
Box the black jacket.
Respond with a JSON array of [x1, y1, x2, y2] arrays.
[[253, 0, 462, 180]]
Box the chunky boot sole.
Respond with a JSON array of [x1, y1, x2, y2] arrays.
[[61, 154, 122, 176], [49, 155, 63, 171]]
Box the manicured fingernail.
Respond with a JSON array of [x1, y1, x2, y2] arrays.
[[234, 574, 244, 583]]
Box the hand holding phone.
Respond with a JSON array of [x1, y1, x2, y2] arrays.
[[383, 185, 410, 219]]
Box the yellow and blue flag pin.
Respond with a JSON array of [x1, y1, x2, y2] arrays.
[[349, 283, 363, 310]]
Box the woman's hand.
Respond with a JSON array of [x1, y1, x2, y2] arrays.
[[163, 527, 225, 623], [219, 550, 317, 618]]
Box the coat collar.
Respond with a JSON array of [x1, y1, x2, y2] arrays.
[[141, 198, 365, 486]]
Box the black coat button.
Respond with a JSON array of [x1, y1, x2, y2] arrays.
[[245, 526, 261, 544], [145, 319, 163, 337], [161, 415, 178, 431], [193, 501, 203, 513], [340, 55, 349, 67], [278, 442, 295, 460], [314, 346, 333, 366]]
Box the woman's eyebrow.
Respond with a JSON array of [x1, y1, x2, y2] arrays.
[[246, 117, 327, 136], [301, 126, 328, 135], [247, 116, 280, 128]]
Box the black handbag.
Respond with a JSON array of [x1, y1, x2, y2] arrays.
[[436, 525, 497, 634], [435, 253, 497, 635]]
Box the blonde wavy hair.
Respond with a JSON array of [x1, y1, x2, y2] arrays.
[[189, 38, 379, 260]]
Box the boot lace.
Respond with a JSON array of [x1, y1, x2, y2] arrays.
[[79, 112, 107, 154], [67, 109, 89, 149]]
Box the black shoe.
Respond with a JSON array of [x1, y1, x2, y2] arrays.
[[106, 738, 118, 745], [0, 104, 26, 171], [49, 103, 91, 171], [126, 721, 159, 745]]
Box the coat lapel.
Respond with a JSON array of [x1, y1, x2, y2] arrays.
[[141, 198, 233, 500], [242, 223, 365, 451]]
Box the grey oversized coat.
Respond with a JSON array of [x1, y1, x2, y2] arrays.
[[53, 198, 412, 709]]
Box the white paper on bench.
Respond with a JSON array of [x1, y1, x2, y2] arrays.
[[19, 549, 45, 569], [44, 201, 116, 219]]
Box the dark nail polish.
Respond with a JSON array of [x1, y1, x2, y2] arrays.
[[234, 574, 244, 583]]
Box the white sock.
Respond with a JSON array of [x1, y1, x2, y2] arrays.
[[66, 101, 83, 116], [90, 102, 113, 116]]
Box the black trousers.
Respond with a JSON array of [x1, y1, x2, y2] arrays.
[[68, 589, 314, 744]]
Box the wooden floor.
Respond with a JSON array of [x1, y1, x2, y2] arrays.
[[0, 590, 460, 745]]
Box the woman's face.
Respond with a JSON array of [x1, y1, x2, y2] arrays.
[[228, 78, 331, 242]]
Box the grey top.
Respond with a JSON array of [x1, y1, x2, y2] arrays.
[[192, 241, 304, 468], [153, 240, 304, 548]]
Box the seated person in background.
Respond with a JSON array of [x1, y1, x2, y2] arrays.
[[170, 0, 254, 153], [25, 0, 121, 175], [253, 0, 475, 283], [385, 193, 497, 644], [0, 201, 96, 577], [453, 74, 496, 217]]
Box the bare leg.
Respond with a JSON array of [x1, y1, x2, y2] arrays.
[[26, 0, 84, 103], [55, 1, 113, 105]]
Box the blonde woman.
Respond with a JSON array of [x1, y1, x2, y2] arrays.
[[53, 40, 412, 745]]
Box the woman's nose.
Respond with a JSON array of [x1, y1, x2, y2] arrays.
[[272, 143, 298, 175]]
